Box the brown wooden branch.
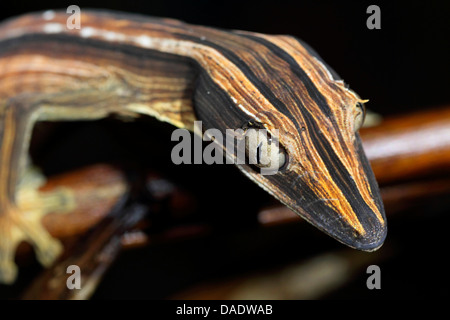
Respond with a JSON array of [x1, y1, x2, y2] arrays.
[[22, 202, 148, 300], [361, 106, 450, 184]]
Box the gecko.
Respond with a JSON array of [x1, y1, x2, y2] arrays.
[[0, 9, 386, 284]]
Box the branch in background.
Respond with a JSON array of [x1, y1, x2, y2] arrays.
[[22, 202, 148, 300], [361, 106, 450, 184]]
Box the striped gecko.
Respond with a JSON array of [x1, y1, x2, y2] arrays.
[[0, 10, 386, 284]]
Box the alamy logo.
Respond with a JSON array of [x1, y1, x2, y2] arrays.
[[366, 264, 381, 289], [66, 5, 81, 30], [66, 265, 81, 290], [366, 5, 381, 29], [171, 121, 286, 175]]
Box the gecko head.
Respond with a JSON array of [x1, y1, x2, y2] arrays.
[[193, 33, 387, 251], [233, 99, 386, 251]]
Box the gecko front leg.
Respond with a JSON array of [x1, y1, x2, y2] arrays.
[[0, 98, 74, 284]]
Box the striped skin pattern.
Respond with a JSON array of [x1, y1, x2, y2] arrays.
[[0, 10, 386, 283]]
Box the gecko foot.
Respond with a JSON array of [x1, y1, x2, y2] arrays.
[[0, 169, 74, 284], [0, 206, 63, 284]]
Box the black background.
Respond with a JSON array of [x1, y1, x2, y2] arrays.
[[0, 0, 449, 300]]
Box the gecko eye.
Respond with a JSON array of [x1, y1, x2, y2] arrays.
[[354, 102, 366, 131], [244, 127, 287, 171]]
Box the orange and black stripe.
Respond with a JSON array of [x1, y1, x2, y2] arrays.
[[0, 9, 386, 254]]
